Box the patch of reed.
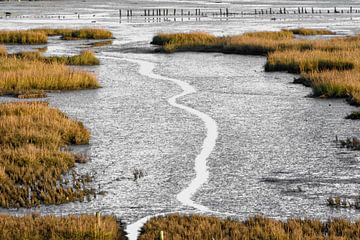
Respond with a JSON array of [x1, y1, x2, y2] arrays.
[[346, 111, 360, 120], [303, 70, 360, 101], [0, 214, 125, 240], [265, 50, 356, 73], [0, 45, 7, 56], [10, 50, 100, 65], [16, 90, 47, 99], [0, 30, 48, 44], [88, 40, 113, 47], [0, 102, 91, 208], [0, 56, 99, 96], [139, 214, 360, 240], [285, 28, 336, 35], [243, 30, 294, 40], [33, 28, 113, 40]]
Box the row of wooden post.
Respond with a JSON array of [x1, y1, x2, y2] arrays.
[[119, 6, 359, 19], [119, 8, 230, 18], [253, 6, 359, 15]]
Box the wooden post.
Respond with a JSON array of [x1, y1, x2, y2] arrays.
[[144, 10, 147, 16], [174, 9, 176, 16], [119, 9, 122, 19], [270, 8, 272, 14]]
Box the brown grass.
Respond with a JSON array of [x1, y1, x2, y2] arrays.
[[0, 214, 125, 240], [10, 50, 100, 65], [285, 28, 336, 35], [0, 102, 92, 208], [265, 50, 357, 73], [0, 45, 7, 56], [139, 214, 360, 240], [303, 70, 360, 100], [0, 30, 48, 44], [32, 28, 113, 40], [88, 40, 113, 47], [0, 56, 99, 97]]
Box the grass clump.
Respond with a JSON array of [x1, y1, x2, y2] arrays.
[[0, 45, 7, 56], [0, 56, 99, 97], [303, 70, 360, 100], [88, 40, 113, 47], [285, 28, 336, 35], [0, 30, 48, 44], [265, 50, 356, 73], [0, 214, 125, 240], [152, 32, 220, 53], [10, 50, 100, 65], [139, 214, 360, 240], [346, 111, 360, 120], [0, 102, 92, 208], [33, 28, 113, 40]]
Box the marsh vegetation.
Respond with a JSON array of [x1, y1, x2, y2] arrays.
[[139, 214, 360, 240], [0, 214, 125, 240], [0, 102, 93, 208], [9, 50, 100, 66], [0, 51, 99, 97], [0, 28, 113, 44]]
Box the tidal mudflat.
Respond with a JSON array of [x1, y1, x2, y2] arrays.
[[1, 0, 360, 239]]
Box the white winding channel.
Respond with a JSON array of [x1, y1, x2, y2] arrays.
[[123, 58, 218, 240]]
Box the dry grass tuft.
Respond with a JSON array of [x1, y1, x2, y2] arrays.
[[265, 50, 356, 73], [33, 28, 113, 40], [0, 56, 99, 97], [0, 214, 125, 240], [0, 102, 92, 208], [139, 214, 360, 240], [88, 40, 113, 47], [285, 28, 336, 35], [346, 111, 360, 120], [10, 50, 100, 66], [0, 30, 48, 44]]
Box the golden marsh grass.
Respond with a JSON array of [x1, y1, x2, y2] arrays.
[[0, 30, 48, 44], [0, 102, 91, 208], [285, 28, 336, 35], [33, 28, 113, 40], [10, 50, 100, 65], [265, 50, 357, 73], [0, 214, 124, 240], [0, 56, 99, 96], [139, 214, 360, 240]]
